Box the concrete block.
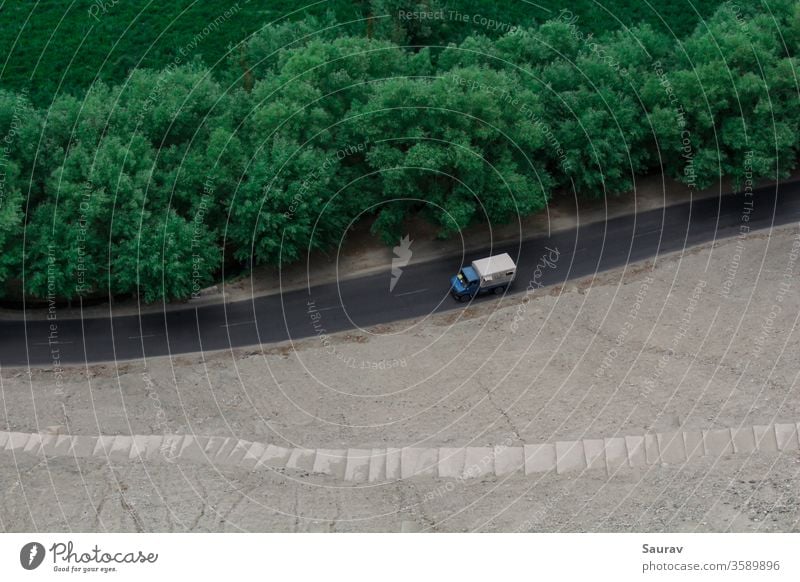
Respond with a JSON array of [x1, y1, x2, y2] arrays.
[[400, 448, 423, 479], [44, 434, 73, 457], [130, 435, 160, 461], [285, 448, 315, 472], [657, 431, 686, 465], [493, 446, 524, 476], [92, 435, 116, 458], [703, 429, 733, 456], [241, 442, 266, 469], [202, 436, 229, 459], [70, 436, 97, 458], [108, 436, 132, 461], [414, 448, 439, 478], [22, 433, 45, 456], [524, 443, 556, 474], [59, 435, 77, 456], [368, 449, 387, 482], [385, 448, 402, 480], [224, 440, 252, 465], [4, 432, 29, 452], [148, 436, 169, 461], [731, 427, 755, 455], [556, 441, 586, 474], [258, 445, 291, 469], [463, 447, 493, 478], [128, 436, 144, 461], [38, 434, 58, 456], [211, 438, 237, 462], [625, 435, 647, 467], [604, 438, 628, 472], [438, 448, 466, 479], [160, 435, 184, 461], [583, 439, 606, 471], [312, 449, 347, 478], [401, 448, 437, 479], [179, 436, 209, 461], [774, 423, 799, 451], [644, 434, 660, 464], [753, 425, 778, 452], [683, 430, 704, 459], [344, 449, 371, 482]]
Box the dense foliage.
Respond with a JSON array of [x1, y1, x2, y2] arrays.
[[0, 0, 798, 303], [1, 0, 728, 105]]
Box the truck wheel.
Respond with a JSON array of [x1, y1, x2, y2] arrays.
[[458, 295, 469, 303], [494, 285, 506, 295]]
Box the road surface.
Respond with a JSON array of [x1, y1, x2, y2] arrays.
[[0, 181, 796, 366]]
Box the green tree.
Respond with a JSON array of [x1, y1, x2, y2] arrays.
[[350, 67, 552, 242]]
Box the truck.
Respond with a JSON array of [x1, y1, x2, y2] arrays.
[[450, 253, 516, 302]]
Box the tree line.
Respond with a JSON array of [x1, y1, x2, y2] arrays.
[[0, 0, 798, 303], [1, 0, 727, 105]]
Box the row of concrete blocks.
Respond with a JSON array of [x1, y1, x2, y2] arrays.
[[1, 423, 798, 481]]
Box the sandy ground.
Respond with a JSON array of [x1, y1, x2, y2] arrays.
[[1, 452, 797, 532], [1, 222, 799, 532]]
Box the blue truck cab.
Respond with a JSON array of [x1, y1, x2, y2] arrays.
[[450, 253, 516, 302], [450, 266, 480, 301]]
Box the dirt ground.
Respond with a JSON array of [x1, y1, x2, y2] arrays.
[[1, 453, 797, 532], [1, 223, 799, 532]]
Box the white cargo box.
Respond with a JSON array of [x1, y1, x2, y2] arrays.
[[472, 253, 516, 287]]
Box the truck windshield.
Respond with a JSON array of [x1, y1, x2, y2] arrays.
[[457, 271, 467, 284]]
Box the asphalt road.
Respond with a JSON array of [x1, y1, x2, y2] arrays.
[[1, 181, 797, 366]]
